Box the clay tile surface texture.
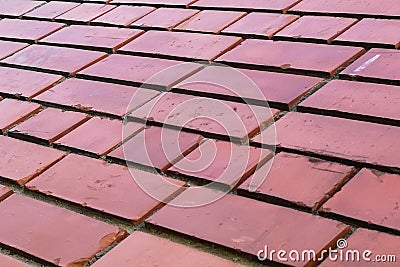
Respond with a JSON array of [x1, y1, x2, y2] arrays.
[[0, 0, 399, 266]]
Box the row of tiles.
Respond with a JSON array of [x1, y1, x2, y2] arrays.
[[1, 0, 400, 18], [1, 37, 399, 83], [2, 6, 400, 48], [0, 138, 399, 266]]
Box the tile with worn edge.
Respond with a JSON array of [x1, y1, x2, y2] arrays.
[[0, 99, 42, 133]]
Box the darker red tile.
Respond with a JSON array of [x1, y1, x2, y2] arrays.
[[148, 188, 350, 266], [40, 25, 144, 52], [26, 154, 184, 223], [174, 65, 322, 109], [0, 135, 65, 185], [93, 5, 155, 26], [55, 117, 143, 156], [132, 8, 199, 30], [10, 108, 90, 143], [334, 19, 400, 48], [130, 92, 279, 142], [0, 19, 64, 42], [108, 126, 203, 171], [0, 185, 12, 202], [191, 0, 301, 12], [290, 0, 400, 18], [340, 48, 400, 85], [78, 54, 202, 88], [0, 0, 44, 16], [239, 152, 355, 211], [0, 254, 29, 267], [2, 45, 108, 75], [299, 80, 400, 122], [222, 12, 299, 38], [0, 194, 127, 266], [120, 30, 242, 61], [34, 78, 160, 117], [92, 231, 241, 267], [320, 228, 400, 267], [175, 10, 246, 34], [0, 98, 41, 133], [55, 3, 116, 24], [323, 168, 400, 231], [0, 40, 29, 60], [217, 39, 365, 76], [114, 0, 197, 7], [253, 112, 400, 169], [0, 66, 63, 98], [169, 139, 271, 187], [23, 1, 81, 20], [275, 16, 358, 44]]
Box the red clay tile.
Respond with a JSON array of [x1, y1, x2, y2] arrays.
[[253, 112, 400, 169], [192, 0, 301, 12], [55, 3, 116, 23], [334, 19, 400, 48], [121, 30, 242, 61], [93, 6, 155, 26], [78, 54, 202, 88], [175, 10, 246, 34], [0, 0, 44, 16], [0, 19, 64, 42], [175, 65, 322, 109], [239, 153, 355, 211], [55, 117, 143, 156], [27, 154, 184, 222], [217, 39, 365, 76], [0, 135, 65, 185], [320, 228, 400, 267], [109, 126, 203, 171], [0, 98, 41, 133], [290, 0, 400, 18], [130, 92, 279, 142], [114, 0, 197, 7], [92, 231, 242, 267], [10, 108, 90, 143], [2, 45, 108, 75], [222, 13, 299, 38], [299, 80, 400, 122], [41, 25, 143, 52], [132, 8, 199, 30], [276, 16, 358, 44], [169, 139, 271, 187], [148, 188, 350, 266], [23, 1, 81, 20], [0, 254, 29, 267], [34, 78, 160, 117], [0, 194, 127, 266], [0, 185, 12, 202], [0, 40, 28, 60], [341, 48, 400, 84], [0, 66, 62, 98], [323, 168, 400, 231]]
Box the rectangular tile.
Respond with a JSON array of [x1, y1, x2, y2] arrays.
[[2, 45, 108, 75], [0, 0, 45, 17], [55, 3, 116, 23], [120, 30, 242, 61], [216, 39, 365, 77], [0, 98, 42, 133], [92, 5, 155, 26], [191, 0, 301, 12], [0, 194, 127, 266], [0, 254, 29, 267], [252, 112, 400, 169], [113, 0, 197, 7], [23, 1, 81, 20], [0, 40, 28, 60], [0, 185, 12, 202]]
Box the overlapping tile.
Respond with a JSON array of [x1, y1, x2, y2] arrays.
[[2, 45, 108, 75], [217, 39, 365, 76], [92, 5, 155, 26], [55, 3, 116, 24], [0, 254, 29, 267], [0, 194, 127, 266], [23, 1, 81, 20], [253, 112, 400, 169], [120, 30, 242, 61], [0, 19, 64, 42], [26, 154, 185, 222], [191, 0, 302, 12], [34, 78, 160, 117], [0, 185, 12, 202], [113, 0, 197, 7], [0, 0, 44, 17], [0, 40, 28, 60], [323, 168, 400, 231], [0, 98, 41, 133], [0, 135, 65, 185]]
